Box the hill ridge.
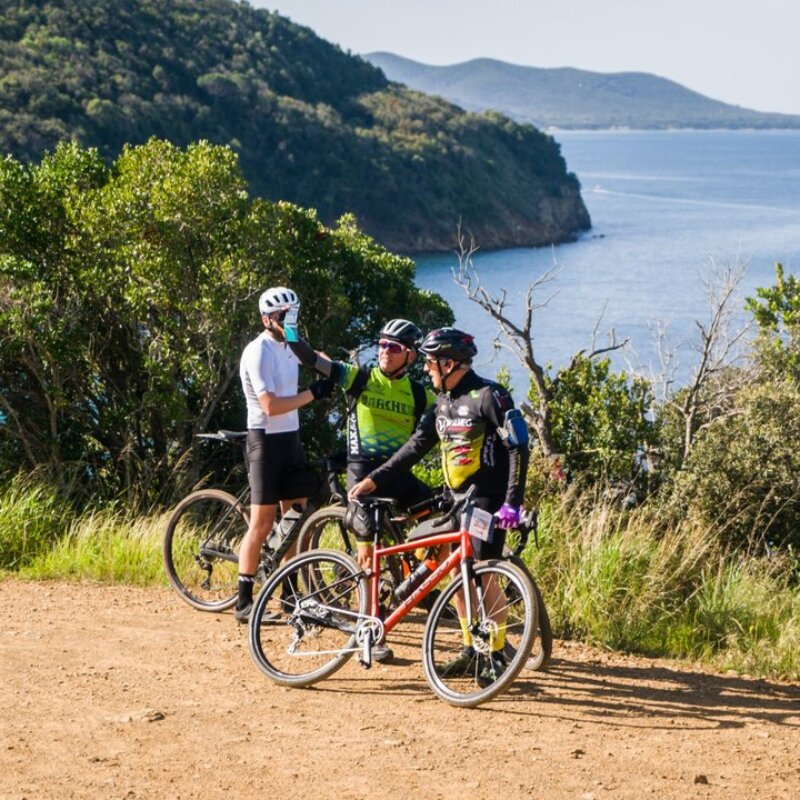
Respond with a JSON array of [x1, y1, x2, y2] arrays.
[[0, 0, 590, 252], [365, 52, 800, 130]]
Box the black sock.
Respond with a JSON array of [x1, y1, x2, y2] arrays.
[[237, 574, 255, 609]]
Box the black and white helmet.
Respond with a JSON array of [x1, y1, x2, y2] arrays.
[[379, 318, 422, 348], [259, 286, 299, 315]]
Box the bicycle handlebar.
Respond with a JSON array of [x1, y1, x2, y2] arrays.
[[428, 487, 537, 557], [430, 484, 477, 528], [403, 490, 449, 518]]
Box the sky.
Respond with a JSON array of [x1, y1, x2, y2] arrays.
[[254, 0, 800, 115]]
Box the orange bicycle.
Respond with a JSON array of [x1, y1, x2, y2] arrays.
[[247, 487, 539, 707]]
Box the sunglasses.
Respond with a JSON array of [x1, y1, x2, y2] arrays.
[[271, 310, 287, 322], [424, 357, 453, 369], [378, 339, 407, 354]]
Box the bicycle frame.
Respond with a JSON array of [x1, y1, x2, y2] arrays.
[[368, 527, 477, 640]]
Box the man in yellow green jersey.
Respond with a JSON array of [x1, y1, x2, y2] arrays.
[[286, 318, 436, 661]]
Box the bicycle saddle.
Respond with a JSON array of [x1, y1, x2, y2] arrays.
[[352, 496, 396, 508], [196, 430, 247, 442]]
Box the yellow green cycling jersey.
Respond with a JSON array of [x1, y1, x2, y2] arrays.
[[330, 362, 436, 462]]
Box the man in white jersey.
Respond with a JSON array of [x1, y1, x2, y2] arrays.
[[235, 286, 334, 622]]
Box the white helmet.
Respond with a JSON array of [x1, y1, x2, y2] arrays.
[[259, 286, 299, 315]]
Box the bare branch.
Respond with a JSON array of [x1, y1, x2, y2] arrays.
[[664, 258, 752, 462]]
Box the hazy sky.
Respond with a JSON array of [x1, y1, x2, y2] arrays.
[[254, 0, 800, 115]]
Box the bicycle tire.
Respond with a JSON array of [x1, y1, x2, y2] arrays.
[[163, 489, 249, 611], [422, 559, 537, 708], [507, 555, 553, 671], [298, 504, 410, 609], [248, 549, 367, 688], [296, 505, 353, 555]]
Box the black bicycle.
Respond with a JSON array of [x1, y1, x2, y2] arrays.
[[502, 510, 553, 671], [162, 430, 346, 611]]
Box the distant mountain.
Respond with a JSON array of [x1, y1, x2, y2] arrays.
[[0, 0, 590, 253], [365, 53, 800, 130]]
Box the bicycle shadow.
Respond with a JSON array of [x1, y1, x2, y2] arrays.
[[319, 640, 800, 730], [498, 653, 800, 729]]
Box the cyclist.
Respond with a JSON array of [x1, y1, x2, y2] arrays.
[[285, 316, 436, 661], [235, 287, 335, 623], [348, 327, 530, 684]]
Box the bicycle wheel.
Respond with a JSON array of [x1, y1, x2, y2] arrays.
[[422, 559, 537, 707], [297, 505, 354, 555], [525, 580, 553, 671], [298, 504, 407, 609], [506, 556, 553, 671], [248, 549, 368, 688], [162, 489, 248, 611]]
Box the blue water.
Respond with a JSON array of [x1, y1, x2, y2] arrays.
[[414, 130, 800, 392]]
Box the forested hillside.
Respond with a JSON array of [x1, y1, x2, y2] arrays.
[[366, 53, 800, 130], [0, 0, 590, 251]]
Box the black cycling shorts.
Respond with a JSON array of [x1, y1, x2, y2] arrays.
[[347, 461, 433, 543], [246, 430, 309, 506]]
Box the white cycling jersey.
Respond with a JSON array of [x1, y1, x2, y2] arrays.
[[239, 331, 300, 432]]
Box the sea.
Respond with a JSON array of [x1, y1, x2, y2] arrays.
[[413, 130, 800, 392]]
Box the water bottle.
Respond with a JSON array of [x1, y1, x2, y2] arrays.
[[393, 560, 434, 602], [267, 507, 303, 551], [283, 307, 300, 342]]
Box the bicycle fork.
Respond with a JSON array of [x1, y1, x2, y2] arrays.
[[458, 557, 495, 656]]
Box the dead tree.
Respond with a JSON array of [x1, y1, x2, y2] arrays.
[[634, 259, 752, 466], [452, 229, 626, 457]]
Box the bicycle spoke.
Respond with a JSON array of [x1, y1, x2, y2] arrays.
[[422, 559, 537, 707], [249, 550, 367, 687], [163, 490, 247, 611]]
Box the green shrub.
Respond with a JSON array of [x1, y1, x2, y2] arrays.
[[522, 491, 800, 680]]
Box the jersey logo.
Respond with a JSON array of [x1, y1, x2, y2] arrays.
[[437, 416, 473, 434], [348, 420, 360, 454]]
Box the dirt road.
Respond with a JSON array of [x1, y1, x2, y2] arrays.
[[1, 579, 798, 799]]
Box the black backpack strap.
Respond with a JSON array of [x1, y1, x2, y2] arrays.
[[345, 367, 371, 414], [410, 378, 428, 423]]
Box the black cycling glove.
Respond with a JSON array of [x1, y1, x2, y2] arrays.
[[309, 377, 335, 400]]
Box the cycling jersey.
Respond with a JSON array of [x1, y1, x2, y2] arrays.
[[330, 362, 436, 464], [369, 369, 528, 506], [240, 332, 300, 432]]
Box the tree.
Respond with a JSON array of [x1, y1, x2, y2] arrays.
[[0, 139, 452, 505], [539, 354, 657, 486], [452, 231, 653, 491], [745, 262, 800, 380], [664, 262, 800, 552], [647, 260, 751, 474]]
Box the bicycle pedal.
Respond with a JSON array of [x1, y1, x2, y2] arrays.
[[358, 653, 373, 670], [359, 639, 373, 669]]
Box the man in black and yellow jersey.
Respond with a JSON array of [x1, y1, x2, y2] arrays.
[[348, 327, 530, 684]]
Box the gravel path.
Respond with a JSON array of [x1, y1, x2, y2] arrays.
[[2, 579, 799, 799]]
